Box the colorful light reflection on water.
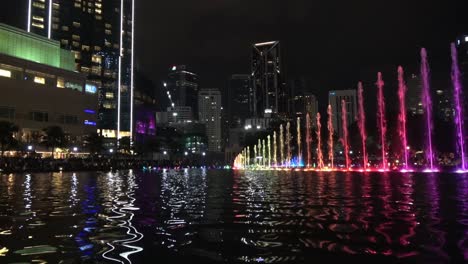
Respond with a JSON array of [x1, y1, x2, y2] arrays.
[[0, 170, 466, 263]]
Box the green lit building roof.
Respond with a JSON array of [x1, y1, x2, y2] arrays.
[[0, 23, 75, 72]]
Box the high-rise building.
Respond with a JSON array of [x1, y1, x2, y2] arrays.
[[227, 74, 252, 127], [198, 89, 222, 152], [406, 73, 423, 116], [328, 90, 357, 138], [167, 65, 199, 118], [251, 41, 285, 117], [25, 0, 135, 141]]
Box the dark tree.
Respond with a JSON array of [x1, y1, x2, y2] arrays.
[[42, 126, 67, 152], [85, 132, 104, 155], [0, 121, 18, 156]]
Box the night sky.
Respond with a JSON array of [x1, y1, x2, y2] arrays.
[[2, 0, 467, 101]]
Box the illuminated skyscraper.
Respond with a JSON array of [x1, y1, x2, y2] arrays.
[[26, 0, 135, 142], [251, 41, 284, 117], [198, 89, 222, 152], [166, 65, 199, 119]]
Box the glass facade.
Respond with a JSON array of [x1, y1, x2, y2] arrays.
[[0, 23, 75, 71], [26, 0, 135, 139]]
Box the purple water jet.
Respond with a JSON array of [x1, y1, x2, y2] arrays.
[[357, 82, 368, 169], [398, 66, 409, 170], [451, 43, 466, 171], [420, 48, 435, 170], [376, 72, 388, 170], [341, 100, 350, 169]]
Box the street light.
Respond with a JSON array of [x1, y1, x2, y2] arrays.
[[109, 149, 114, 153], [27, 145, 33, 151], [184, 151, 188, 156], [163, 151, 167, 155], [73, 147, 78, 152], [202, 152, 206, 156]]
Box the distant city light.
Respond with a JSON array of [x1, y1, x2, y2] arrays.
[[84, 109, 95, 114], [264, 109, 273, 114], [256, 125, 261, 129], [172, 66, 177, 71], [202, 152, 206, 156], [27, 145, 33, 151], [173, 112, 178, 117], [163, 82, 167, 87], [163, 151, 167, 155], [73, 147, 78, 152], [109, 149, 114, 153], [184, 151, 188, 156], [465, 36, 468, 42]]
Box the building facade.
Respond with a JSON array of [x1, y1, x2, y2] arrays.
[[227, 74, 252, 127], [198, 89, 222, 152], [329, 90, 357, 139], [26, 0, 135, 141], [166, 65, 199, 119], [251, 41, 285, 117], [0, 24, 97, 146]]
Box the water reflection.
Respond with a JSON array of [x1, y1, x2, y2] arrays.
[[0, 170, 466, 263]]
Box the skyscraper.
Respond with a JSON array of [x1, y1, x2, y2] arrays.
[[251, 41, 285, 117], [26, 0, 135, 142], [198, 89, 222, 152], [227, 74, 252, 127], [167, 65, 199, 119], [329, 90, 357, 138]]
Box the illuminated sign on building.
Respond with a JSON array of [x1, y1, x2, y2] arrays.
[[84, 120, 96, 126], [85, 84, 97, 94]]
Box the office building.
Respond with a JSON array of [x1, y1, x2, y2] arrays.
[[251, 41, 285, 116], [227, 74, 252, 127], [25, 0, 135, 141], [198, 89, 222, 152], [166, 65, 199, 118], [328, 90, 357, 138], [0, 24, 97, 145]]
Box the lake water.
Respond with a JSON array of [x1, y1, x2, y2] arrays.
[[0, 169, 466, 263]]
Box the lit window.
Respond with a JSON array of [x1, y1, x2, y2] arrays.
[[32, 16, 44, 22], [72, 35, 80, 41], [34, 76, 45, 84], [57, 77, 65, 88], [32, 22, 44, 29], [465, 36, 468, 42], [62, 26, 69, 31], [105, 29, 112, 35], [33, 2, 45, 9], [105, 92, 114, 99], [91, 54, 102, 64], [0, 69, 11, 78], [73, 21, 81, 27]]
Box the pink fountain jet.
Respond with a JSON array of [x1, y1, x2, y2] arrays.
[[357, 82, 368, 170], [341, 100, 350, 170], [376, 72, 388, 171], [398, 66, 410, 172], [420, 48, 436, 172]]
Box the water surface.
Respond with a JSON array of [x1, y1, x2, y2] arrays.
[[0, 169, 466, 263]]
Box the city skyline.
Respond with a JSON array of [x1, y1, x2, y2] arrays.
[[2, 1, 467, 94]]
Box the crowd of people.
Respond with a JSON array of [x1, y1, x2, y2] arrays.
[[0, 157, 225, 173]]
